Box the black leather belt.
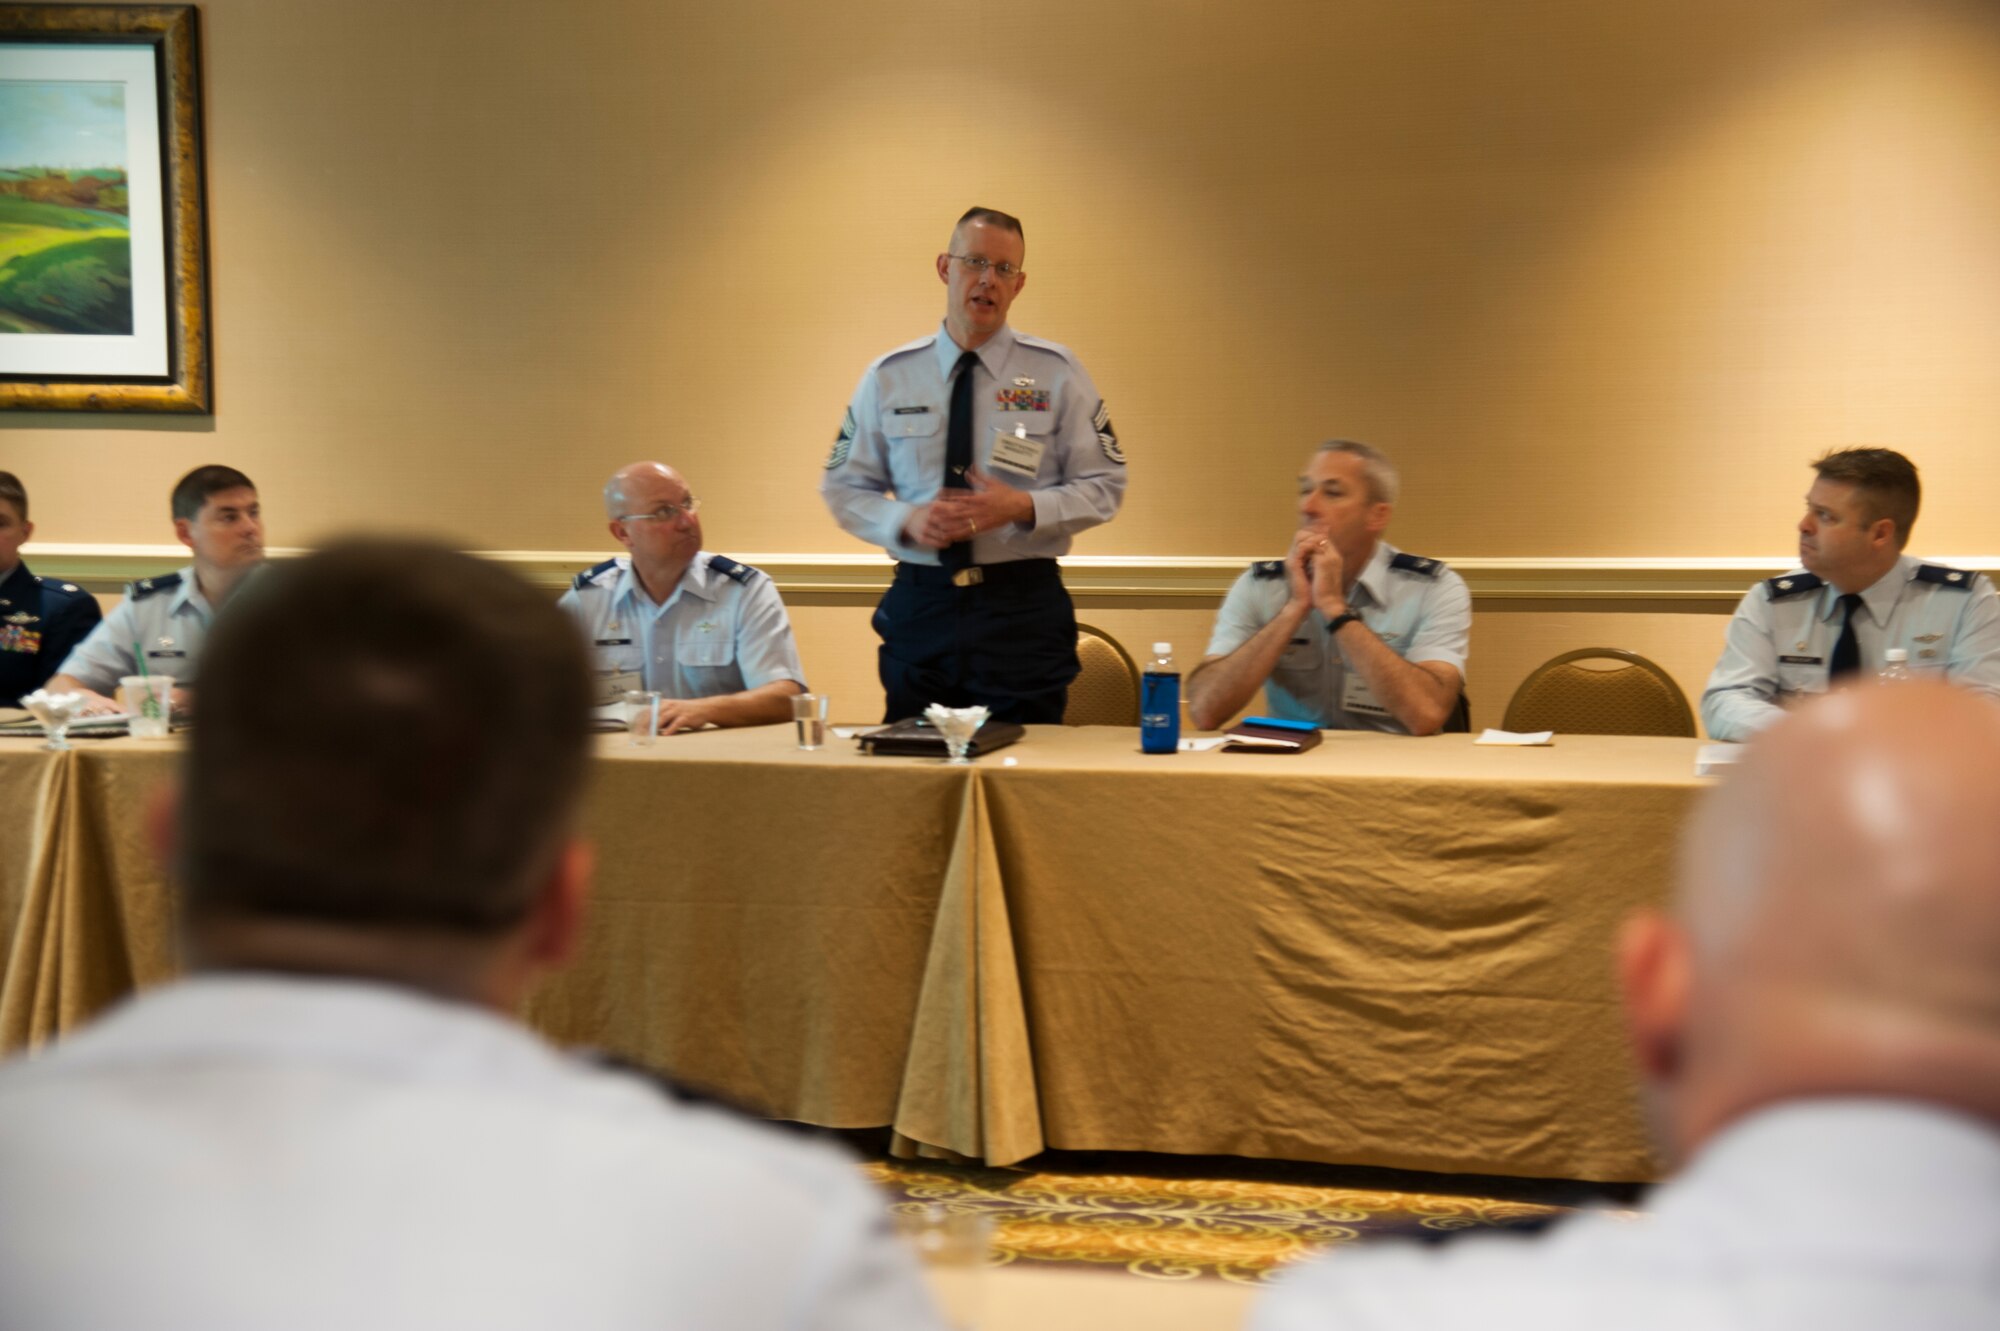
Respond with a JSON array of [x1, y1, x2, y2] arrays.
[[894, 559, 1059, 589]]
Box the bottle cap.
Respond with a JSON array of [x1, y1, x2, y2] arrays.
[[1153, 642, 1172, 655], [1884, 648, 1908, 662]]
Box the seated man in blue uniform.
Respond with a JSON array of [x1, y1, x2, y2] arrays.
[[0, 471, 102, 706], [819, 206, 1127, 723], [1187, 440, 1470, 735], [48, 464, 264, 714], [1701, 448, 2000, 742], [559, 461, 805, 734]]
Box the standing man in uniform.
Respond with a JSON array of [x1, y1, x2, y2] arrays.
[[1701, 448, 2000, 742], [560, 461, 805, 734], [49, 464, 265, 714], [820, 207, 1127, 723], [0, 471, 102, 706], [1187, 440, 1469, 735]]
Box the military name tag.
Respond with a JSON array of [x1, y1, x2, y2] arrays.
[[988, 425, 1045, 479], [1340, 671, 1390, 717], [1778, 654, 1823, 665]]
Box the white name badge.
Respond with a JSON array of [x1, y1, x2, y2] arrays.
[[1340, 671, 1391, 717], [988, 426, 1046, 479], [594, 668, 642, 706]]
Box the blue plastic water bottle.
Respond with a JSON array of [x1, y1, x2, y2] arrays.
[[1140, 642, 1181, 754]]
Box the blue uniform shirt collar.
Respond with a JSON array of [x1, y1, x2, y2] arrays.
[[932, 321, 1018, 383], [1347, 541, 1398, 611], [613, 552, 720, 619], [1815, 553, 1919, 626], [169, 565, 214, 620]]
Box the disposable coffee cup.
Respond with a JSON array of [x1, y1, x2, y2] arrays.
[[119, 674, 174, 739]]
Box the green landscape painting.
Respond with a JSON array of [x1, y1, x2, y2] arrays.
[[0, 81, 133, 336]]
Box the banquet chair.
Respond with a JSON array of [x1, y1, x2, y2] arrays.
[[1502, 647, 1696, 737], [1064, 624, 1141, 726]]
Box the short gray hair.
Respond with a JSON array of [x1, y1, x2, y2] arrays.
[[1316, 439, 1399, 506]]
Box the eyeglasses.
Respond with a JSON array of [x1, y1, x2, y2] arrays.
[[948, 254, 1024, 280], [619, 497, 701, 523]]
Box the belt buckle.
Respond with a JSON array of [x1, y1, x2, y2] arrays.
[[951, 567, 984, 588]]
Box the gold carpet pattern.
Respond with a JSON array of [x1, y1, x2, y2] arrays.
[[863, 1155, 1623, 1284]]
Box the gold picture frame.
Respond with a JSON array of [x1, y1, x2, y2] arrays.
[[0, 4, 211, 412]]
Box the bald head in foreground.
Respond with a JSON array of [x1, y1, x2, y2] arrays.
[[1256, 680, 2000, 1331], [0, 540, 936, 1331]]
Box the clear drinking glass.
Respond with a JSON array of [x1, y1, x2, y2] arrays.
[[623, 690, 661, 746], [791, 693, 829, 750], [925, 704, 990, 764]]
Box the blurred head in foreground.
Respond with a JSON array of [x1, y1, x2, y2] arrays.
[[176, 538, 595, 1008], [1624, 679, 2000, 1164]]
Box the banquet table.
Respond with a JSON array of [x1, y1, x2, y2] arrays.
[[0, 725, 1710, 1181]]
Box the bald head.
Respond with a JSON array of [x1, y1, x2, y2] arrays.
[[1642, 682, 2000, 1159], [603, 462, 685, 521]]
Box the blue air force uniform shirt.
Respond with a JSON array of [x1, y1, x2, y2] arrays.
[[1701, 554, 2000, 741], [557, 553, 806, 704], [54, 565, 214, 694], [818, 322, 1127, 564], [0, 562, 103, 706], [1205, 541, 1471, 733]]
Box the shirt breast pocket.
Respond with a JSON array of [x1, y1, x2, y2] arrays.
[[1774, 660, 1827, 700], [882, 407, 941, 439], [1275, 637, 1324, 685], [676, 631, 740, 667]]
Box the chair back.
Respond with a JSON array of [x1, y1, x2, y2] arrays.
[[1065, 623, 1141, 726], [1502, 648, 1695, 737]]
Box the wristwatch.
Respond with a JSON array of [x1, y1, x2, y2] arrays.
[[1325, 611, 1363, 636]]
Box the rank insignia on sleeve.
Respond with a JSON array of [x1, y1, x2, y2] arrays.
[[825, 407, 856, 469], [1094, 400, 1124, 464]]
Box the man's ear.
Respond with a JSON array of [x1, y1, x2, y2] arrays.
[[936, 252, 952, 285], [173, 516, 195, 551], [1868, 516, 1898, 552], [524, 838, 594, 972], [1618, 907, 1690, 1083], [1365, 501, 1393, 537]]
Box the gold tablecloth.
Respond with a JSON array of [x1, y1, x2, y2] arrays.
[[0, 727, 1707, 1180]]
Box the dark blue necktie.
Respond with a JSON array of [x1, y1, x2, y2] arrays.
[[941, 351, 979, 571], [1829, 593, 1864, 681]]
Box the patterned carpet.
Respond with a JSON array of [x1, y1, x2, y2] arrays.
[[862, 1150, 1641, 1285]]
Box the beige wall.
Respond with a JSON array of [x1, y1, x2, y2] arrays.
[[11, 0, 2000, 729]]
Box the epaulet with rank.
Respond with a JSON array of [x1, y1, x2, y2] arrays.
[[1764, 571, 1823, 599], [866, 332, 940, 373], [1250, 559, 1286, 580], [570, 557, 621, 591], [33, 575, 86, 597], [1915, 563, 1976, 590], [127, 571, 183, 601], [707, 554, 757, 585], [1010, 331, 1081, 366], [1389, 552, 1445, 578]]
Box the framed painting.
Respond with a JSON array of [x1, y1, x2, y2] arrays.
[[0, 4, 209, 412]]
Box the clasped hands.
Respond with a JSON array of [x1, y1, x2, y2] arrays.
[[1286, 526, 1351, 620], [902, 465, 1036, 551]]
